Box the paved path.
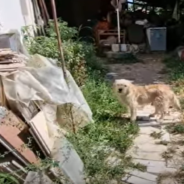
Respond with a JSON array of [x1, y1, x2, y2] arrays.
[[122, 106, 181, 184], [106, 54, 183, 184]]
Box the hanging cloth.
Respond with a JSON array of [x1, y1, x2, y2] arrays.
[[172, 0, 180, 21]]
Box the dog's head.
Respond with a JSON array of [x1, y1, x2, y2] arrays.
[[113, 79, 133, 95]]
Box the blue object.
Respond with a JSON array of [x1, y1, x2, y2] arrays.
[[148, 28, 166, 51]]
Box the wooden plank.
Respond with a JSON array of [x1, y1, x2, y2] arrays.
[[0, 76, 7, 107], [29, 111, 55, 154]]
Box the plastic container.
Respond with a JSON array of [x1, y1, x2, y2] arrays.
[[146, 27, 166, 51], [120, 44, 127, 51], [111, 44, 120, 52]]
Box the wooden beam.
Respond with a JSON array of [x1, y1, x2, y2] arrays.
[[50, 0, 67, 80]]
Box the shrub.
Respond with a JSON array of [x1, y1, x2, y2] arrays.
[[0, 173, 19, 184], [46, 20, 78, 40], [25, 20, 105, 86], [67, 76, 139, 183], [82, 78, 125, 120]]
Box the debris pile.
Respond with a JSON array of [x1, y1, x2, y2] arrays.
[[0, 48, 25, 72], [0, 48, 90, 184]]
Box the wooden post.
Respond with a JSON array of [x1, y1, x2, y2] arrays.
[[42, 0, 50, 21], [116, 0, 121, 51], [38, 0, 47, 24], [50, 0, 67, 80]]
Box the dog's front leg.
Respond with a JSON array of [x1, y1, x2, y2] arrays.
[[129, 104, 137, 122]]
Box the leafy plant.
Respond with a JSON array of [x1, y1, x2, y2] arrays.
[[25, 19, 105, 86], [164, 55, 184, 82], [167, 124, 184, 134], [67, 76, 139, 183], [68, 121, 138, 183], [163, 55, 184, 95], [82, 78, 125, 120], [150, 131, 163, 139], [46, 20, 78, 40], [0, 173, 19, 184]]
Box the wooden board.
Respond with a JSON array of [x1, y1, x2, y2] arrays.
[[29, 111, 55, 154]]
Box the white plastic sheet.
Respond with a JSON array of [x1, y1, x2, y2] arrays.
[[24, 171, 54, 184], [1, 54, 91, 184], [2, 54, 93, 136], [51, 137, 86, 184]]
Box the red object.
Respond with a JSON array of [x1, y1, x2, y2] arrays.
[[0, 111, 39, 164], [95, 21, 109, 30]]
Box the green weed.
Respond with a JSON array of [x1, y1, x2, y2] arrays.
[[167, 124, 184, 134], [67, 78, 139, 183]]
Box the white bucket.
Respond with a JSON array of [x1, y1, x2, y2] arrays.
[[111, 44, 120, 52]]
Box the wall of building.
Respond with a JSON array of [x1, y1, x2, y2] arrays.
[[0, 0, 35, 33]]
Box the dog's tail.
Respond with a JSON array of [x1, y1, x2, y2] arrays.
[[172, 93, 181, 111]]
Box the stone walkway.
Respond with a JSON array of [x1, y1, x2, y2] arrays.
[[105, 53, 184, 184], [122, 106, 182, 184]]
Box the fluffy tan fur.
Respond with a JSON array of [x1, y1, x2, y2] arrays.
[[113, 79, 181, 122], [146, 84, 181, 119]]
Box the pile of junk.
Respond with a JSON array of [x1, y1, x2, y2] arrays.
[[80, 0, 184, 55], [0, 32, 92, 184]]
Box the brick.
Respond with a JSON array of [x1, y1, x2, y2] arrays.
[[128, 150, 165, 161], [147, 166, 177, 174], [137, 120, 160, 127], [160, 178, 178, 184], [122, 175, 156, 184], [133, 159, 166, 168], [127, 170, 157, 182], [139, 127, 161, 135]]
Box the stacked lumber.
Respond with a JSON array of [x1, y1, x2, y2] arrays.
[[0, 48, 26, 72]]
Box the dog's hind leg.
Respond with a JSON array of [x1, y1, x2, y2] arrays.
[[158, 100, 170, 120], [149, 106, 159, 118], [150, 98, 164, 119]]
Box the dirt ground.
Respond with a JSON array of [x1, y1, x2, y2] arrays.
[[106, 53, 168, 84]]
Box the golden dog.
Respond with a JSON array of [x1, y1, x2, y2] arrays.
[[113, 79, 181, 122]]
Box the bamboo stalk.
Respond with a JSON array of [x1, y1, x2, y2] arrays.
[[50, 0, 67, 80], [38, 0, 47, 25], [42, 0, 50, 21]]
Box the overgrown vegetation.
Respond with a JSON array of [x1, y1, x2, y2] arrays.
[[0, 173, 19, 184], [163, 54, 184, 131], [167, 124, 184, 134], [150, 131, 163, 139], [23, 20, 106, 86], [68, 78, 139, 183], [22, 19, 140, 183], [164, 54, 184, 95]]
